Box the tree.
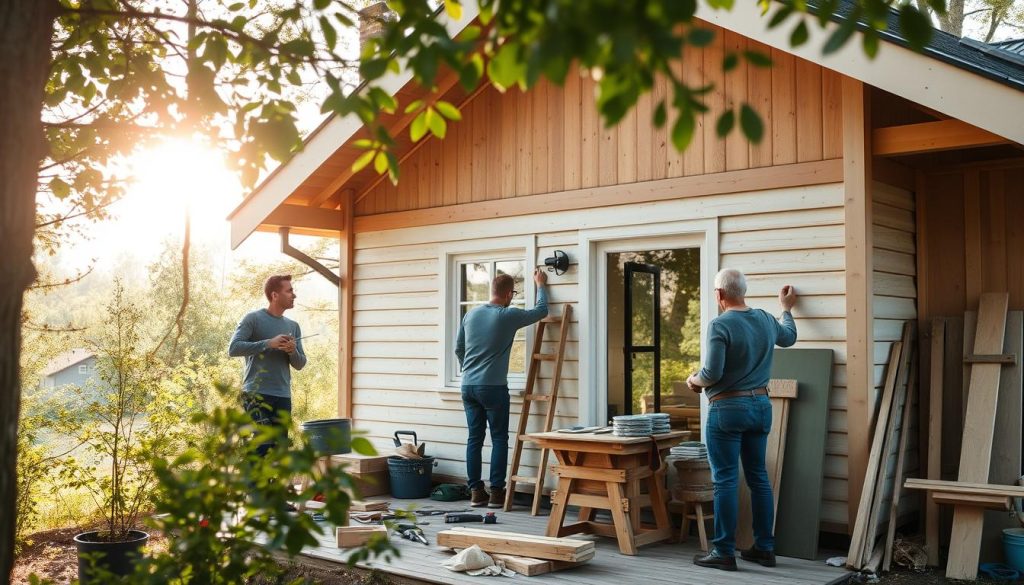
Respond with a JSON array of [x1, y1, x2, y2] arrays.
[[2, 0, 943, 580], [916, 0, 1022, 39]]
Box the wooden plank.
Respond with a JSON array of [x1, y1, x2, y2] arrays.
[[847, 341, 903, 568], [679, 50, 701, 177], [337, 525, 387, 548], [437, 529, 594, 562], [771, 48, 797, 165], [981, 311, 1023, 564], [339, 195, 355, 419], [598, 99, 618, 187], [532, 80, 550, 195], [946, 292, 1010, 580], [964, 171, 982, 308], [772, 349, 834, 559], [905, 479, 1024, 498], [579, 76, 600, 190], [842, 77, 873, 532], [795, 58, 823, 163], [548, 80, 565, 194], [618, 98, 638, 184], [515, 88, 534, 197], [932, 492, 1012, 510], [747, 40, 773, 168], [883, 359, 917, 572], [872, 120, 1009, 156], [724, 30, 749, 171], [563, 68, 582, 191], [703, 31, 726, 174], [926, 318, 944, 567], [822, 69, 843, 159]]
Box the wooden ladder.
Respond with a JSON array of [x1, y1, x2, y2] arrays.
[[504, 303, 573, 515]]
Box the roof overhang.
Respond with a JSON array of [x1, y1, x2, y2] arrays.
[[695, 3, 1024, 145], [227, 2, 481, 249]]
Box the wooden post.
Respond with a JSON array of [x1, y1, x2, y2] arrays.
[[338, 190, 355, 419], [843, 77, 874, 532]]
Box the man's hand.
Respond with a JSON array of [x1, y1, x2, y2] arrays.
[[686, 373, 704, 393], [268, 334, 293, 351], [534, 268, 548, 286], [779, 285, 797, 312]]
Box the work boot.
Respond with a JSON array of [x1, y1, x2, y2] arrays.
[[740, 547, 777, 567], [488, 487, 506, 509], [693, 550, 738, 572], [470, 487, 489, 507]]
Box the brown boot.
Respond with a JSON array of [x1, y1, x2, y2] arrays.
[[470, 487, 489, 507], [488, 487, 506, 509]]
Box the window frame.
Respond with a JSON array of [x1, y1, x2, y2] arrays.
[[78, 364, 89, 374], [440, 237, 535, 390]]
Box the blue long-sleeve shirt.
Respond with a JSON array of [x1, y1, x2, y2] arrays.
[[697, 308, 797, 398], [455, 287, 549, 385], [228, 308, 307, 398]]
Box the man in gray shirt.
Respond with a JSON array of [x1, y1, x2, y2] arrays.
[[687, 268, 796, 572], [456, 269, 548, 508], [229, 274, 307, 456]]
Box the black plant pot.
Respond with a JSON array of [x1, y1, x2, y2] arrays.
[[74, 530, 149, 583]]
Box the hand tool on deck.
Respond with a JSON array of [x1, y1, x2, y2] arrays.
[[395, 523, 429, 545]]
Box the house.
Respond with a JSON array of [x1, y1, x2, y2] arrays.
[[40, 349, 98, 391], [227, 0, 1024, 546]]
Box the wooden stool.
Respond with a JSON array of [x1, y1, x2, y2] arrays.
[[668, 488, 715, 551]]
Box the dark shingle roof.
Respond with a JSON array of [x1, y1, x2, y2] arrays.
[[819, 0, 1024, 92]]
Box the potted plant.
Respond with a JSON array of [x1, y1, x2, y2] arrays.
[[58, 282, 185, 582]]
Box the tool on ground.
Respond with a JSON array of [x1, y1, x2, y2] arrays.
[[444, 513, 483, 523], [395, 523, 429, 545], [505, 304, 574, 515], [484, 512, 498, 524]]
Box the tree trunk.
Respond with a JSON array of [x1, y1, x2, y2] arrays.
[[0, 1, 59, 583], [938, 0, 966, 36]]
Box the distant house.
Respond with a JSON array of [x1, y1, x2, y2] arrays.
[[40, 349, 98, 390]]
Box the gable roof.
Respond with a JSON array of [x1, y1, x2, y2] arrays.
[[229, 0, 1024, 248], [41, 349, 95, 378]]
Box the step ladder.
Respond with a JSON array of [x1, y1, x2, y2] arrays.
[[504, 303, 573, 515]]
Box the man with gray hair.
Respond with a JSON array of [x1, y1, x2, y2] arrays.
[[687, 268, 797, 572]]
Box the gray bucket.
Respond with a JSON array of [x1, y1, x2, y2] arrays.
[[301, 418, 352, 456]]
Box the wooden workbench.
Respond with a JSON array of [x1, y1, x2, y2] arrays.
[[524, 430, 689, 555]]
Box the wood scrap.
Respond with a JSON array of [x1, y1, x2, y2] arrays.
[[337, 525, 387, 548], [350, 500, 390, 512], [883, 359, 918, 572], [904, 478, 1024, 498], [437, 528, 595, 562], [489, 553, 590, 576]]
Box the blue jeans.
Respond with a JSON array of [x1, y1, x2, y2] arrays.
[[242, 393, 292, 458], [462, 385, 510, 490], [706, 394, 774, 557]]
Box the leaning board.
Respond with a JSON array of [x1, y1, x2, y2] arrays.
[[771, 348, 834, 560]]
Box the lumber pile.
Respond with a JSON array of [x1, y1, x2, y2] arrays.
[[437, 528, 595, 563], [349, 499, 390, 512], [336, 525, 387, 548]]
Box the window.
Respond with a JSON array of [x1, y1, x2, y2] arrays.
[[448, 253, 529, 387], [78, 364, 89, 374]]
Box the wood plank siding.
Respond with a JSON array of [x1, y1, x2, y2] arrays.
[[354, 25, 843, 215]]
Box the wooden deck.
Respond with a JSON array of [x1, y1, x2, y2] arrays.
[[295, 497, 851, 585]]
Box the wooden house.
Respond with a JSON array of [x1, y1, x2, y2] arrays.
[[228, 0, 1024, 541]]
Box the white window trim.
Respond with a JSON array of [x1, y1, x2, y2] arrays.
[[577, 219, 719, 427], [438, 236, 537, 390], [78, 364, 89, 374]]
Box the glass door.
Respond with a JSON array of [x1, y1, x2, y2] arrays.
[[623, 261, 661, 415]]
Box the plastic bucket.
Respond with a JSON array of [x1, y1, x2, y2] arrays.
[[1004, 528, 1024, 572], [388, 456, 436, 498], [301, 418, 352, 456]]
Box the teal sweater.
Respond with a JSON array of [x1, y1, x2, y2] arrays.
[[228, 309, 307, 397], [697, 308, 797, 398], [455, 287, 549, 386]]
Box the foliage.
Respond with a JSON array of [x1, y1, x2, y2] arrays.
[[136, 384, 396, 584], [14, 404, 54, 556], [53, 280, 190, 541]]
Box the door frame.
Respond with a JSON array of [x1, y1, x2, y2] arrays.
[[577, 218, 719, 427]]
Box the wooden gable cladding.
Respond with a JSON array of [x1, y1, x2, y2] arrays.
[[354, 26, 843, 217]]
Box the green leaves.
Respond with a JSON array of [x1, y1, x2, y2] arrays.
[[671, 109, 697, 152], [688, 27, 716, 47], [740, 104, 764, 143], [899, 4, 935, 50], [50, 178, 71, 200], [790, 20, 809, 47], [716, 109, 735, 137], [488, 42, 525, 91]]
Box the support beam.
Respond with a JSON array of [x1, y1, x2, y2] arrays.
[[338, 194, 355, 420], [843, 77, 874, 532], [873, 119, 1009, 156]]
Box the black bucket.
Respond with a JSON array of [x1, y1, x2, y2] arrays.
[[388, 456, 436, 498], [301, 418, 352, 456], [74, 530, 149, 583]]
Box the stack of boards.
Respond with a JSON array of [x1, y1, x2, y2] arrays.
[[437, 527, 595, 576]]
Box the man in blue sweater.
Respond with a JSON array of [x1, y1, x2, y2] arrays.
[[229, 274, 308, 457], [456, 269, 548, 508], [687, 268, 797, 572]]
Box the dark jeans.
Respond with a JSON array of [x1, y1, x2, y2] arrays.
[[242, 393, 292, 458], [462, 384, 510, 490], [706, 394, 774, 557]]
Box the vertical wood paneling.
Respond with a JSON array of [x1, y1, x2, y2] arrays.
[[651, 72, 669, 180], [772, 49, 797, 165], [618, 103, 638, 184], [532, 80, 550, 194], [676, 54, 696, 177], [964, 171, 982, 307], [823, 69, 843, 159], [983, 170, 1007, 293], [636, 91, 654, 182], [457, 96, 474, 204], [703, 31, 727, 174], [485, 89, 503, 201], [563, 69, 582, 190], [1008, 169, 1024, 308], [471, 94, 488, 202], [442, 108, 459, 206], [429, 138, 443, 208], [403, 151, 419, 211], [515, 88, 533, 196], [500, 88, 518, 199], [747, 40, 773, 168], [580, 75, 600, 189], [599, 102, 618, 187], [796, 58, 823, 162], [724, 31, 749, 171]]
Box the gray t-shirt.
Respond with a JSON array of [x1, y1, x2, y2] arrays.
[[228, 308, 307, 397], [698, 308, 797, 398], [455, 287, 549, 386]]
